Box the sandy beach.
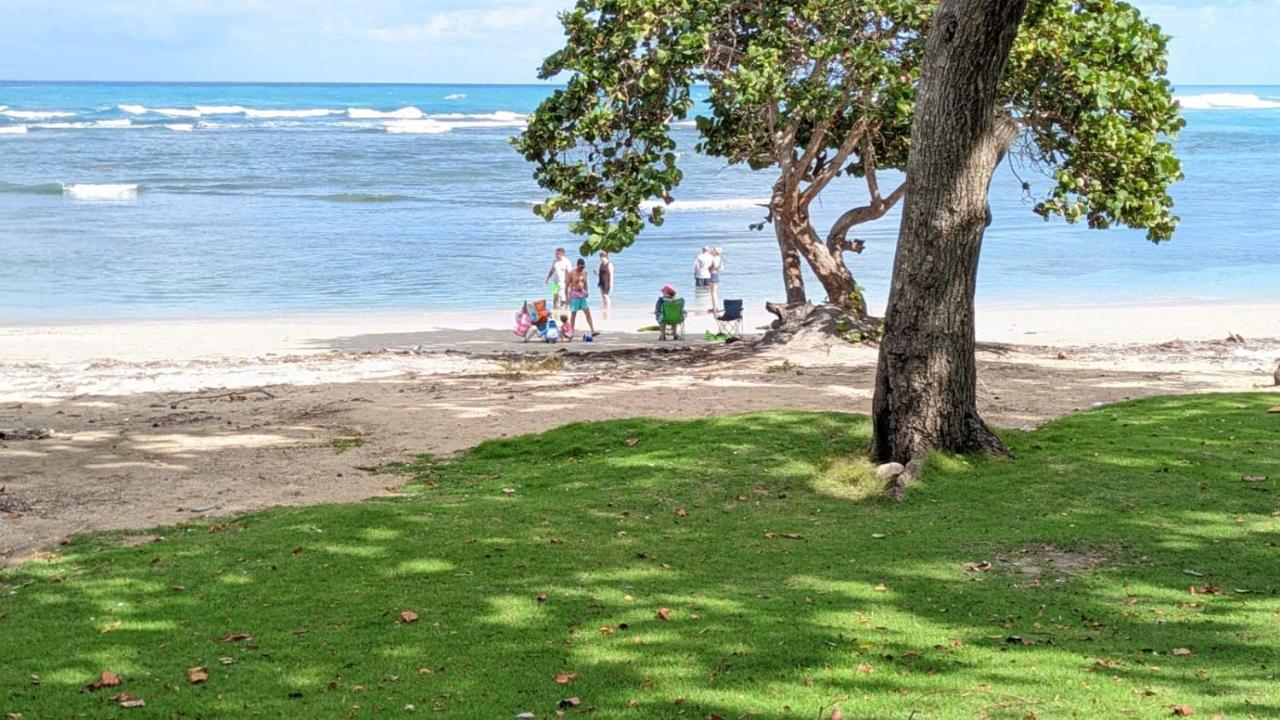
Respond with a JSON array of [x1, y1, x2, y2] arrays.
[[3, 300, 1279, 563]]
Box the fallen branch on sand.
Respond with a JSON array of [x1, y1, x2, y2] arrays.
[[169, 388, 277, 409]]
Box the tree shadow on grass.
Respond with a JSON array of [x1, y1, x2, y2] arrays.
[[2, 397, 1278, 718]]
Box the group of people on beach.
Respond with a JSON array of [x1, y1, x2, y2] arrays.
[[537, 243, 724, 341], [544, 247, 612, 338]]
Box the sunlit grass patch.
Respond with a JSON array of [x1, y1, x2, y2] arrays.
[[3, 397, 1279, 719]]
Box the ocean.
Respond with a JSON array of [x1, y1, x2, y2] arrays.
[[1, 82, 1277, 322]]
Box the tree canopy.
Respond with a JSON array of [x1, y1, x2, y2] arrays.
[[514, 0, 1184, 296]]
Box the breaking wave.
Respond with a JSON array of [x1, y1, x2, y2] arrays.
[[348, 106, 425, 120], [165, 123, 195, 132], [1175, 92, 1280, 110], [443, 93, 467, 100], [320, 193, 418, 203], [119, 104, 338, 118], [384, 119, 452, 134], [2, 109, 77, 120], [0, 125, 28, 135], [63, 183, 140, 201]]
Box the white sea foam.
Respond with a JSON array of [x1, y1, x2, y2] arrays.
[[244, 108, 338, 118], [384, 119, 452, 134], [639, 197, 770, 212], [193, 105, 249, 115], [2, 109, 77, 120], [154, 107, 202, 118], [63, 183, 140, 201], [0, 105, 7, 112], [0, 125, 28, 135], [348, 106, 425, 120], [1175, 92, 1280, 110], [119, 104, 147, 115], [35, 119, 133, 130], [165, 123, 195, 132], [443, 93, 467, 100], [429, 110, 526, 124]]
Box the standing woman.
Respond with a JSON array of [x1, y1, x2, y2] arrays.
[[596, 251, 614, 316], [708, 247, 724, 312], [567, 258, 598, 336]]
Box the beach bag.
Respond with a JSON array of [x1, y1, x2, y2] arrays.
[[514, 307, 532, 337]]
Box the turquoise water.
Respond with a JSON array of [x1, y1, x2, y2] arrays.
[[1, 82, 1277, 321]]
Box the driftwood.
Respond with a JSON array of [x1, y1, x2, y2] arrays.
[[169, 388, 277, 409]]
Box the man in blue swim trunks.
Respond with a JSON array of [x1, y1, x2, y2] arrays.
[[565, 258, 597, 337]]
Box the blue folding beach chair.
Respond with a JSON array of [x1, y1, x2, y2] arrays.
[[714, 299, 744, 339]]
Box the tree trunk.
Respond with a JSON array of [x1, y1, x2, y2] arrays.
[[870, 0, 1028, 485], [773, 217, 808, 306]]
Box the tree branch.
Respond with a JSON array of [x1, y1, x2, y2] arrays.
[[825, 180, 907, 252], [800, 119, 867, 206]]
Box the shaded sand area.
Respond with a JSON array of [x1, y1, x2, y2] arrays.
[[2, 302, 1279, 562]]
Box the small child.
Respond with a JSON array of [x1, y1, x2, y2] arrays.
[[558, 313, 575, 341]]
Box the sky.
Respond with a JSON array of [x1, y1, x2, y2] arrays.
[[0, 0, 1275, 86]]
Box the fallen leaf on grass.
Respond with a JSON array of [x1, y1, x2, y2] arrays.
[[215, 632, 253, 643], [558, 697, 582, 709], [555, 672, 578, 685], [1268, 406, 1280, 414], [874, 584, 888, 592], [398, 611, 419, 624], [763, 532, 804, 540], [187, 667, 209, 684], [1172, 647, 1193, 656], [1189, 584, 1222, 596], [600, 625, 616, 635], [109, 693, 145, 708], [857, 662, 874, 674], [656, 607, 672, 621], [675, 507, 688, 518], [624, 437, 640, 446], [830, 710, 844, 720], [218, 657, 236, 666], [964, 561, 992, 572], [871, 533, 887, 539], [1242, 475, 1268, 483], [1172, 705, 1194, 716], [84, 671, 121, 691], [1181, 569, 1204, 577], [501, 487, 516, 495], [536, 592, 549, 602]]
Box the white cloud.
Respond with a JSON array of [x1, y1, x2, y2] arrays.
[[1138, 0, 1280, 84], [360, 3, 562, 42]]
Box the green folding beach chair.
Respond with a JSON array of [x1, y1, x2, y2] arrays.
[[658, 297, 686, 341]]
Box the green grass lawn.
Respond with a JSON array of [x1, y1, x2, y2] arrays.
[[3, 395, 1279, 719]]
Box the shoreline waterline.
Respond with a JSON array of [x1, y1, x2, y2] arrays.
[[2, 299, 1278, 365]]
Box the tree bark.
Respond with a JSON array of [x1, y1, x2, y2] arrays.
[[773, 215, 809, 306], [870, 0, 1029, 483]]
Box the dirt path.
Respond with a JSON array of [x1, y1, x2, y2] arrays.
[[3, 338, 1277, 562]]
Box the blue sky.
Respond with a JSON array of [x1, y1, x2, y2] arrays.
[[0, 0, 1275, 85]]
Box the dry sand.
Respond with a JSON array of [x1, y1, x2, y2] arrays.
[[3, 301, 1279, 563]]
